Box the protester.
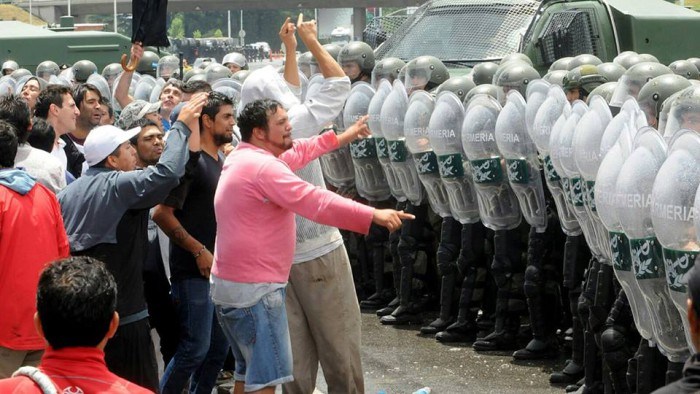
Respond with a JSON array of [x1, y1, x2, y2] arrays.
[[154, 92, 234, 394], [57, 93, 208, 391], [0, 256, 153, 393], [26, 118, 56, 154], [212, 98, 412, 393], [34, 84, 84, 179], [71, 83, 103, 148], [0, 120, 70, 378], [20, 77, 44, 113], [0, 95, 65, 192]]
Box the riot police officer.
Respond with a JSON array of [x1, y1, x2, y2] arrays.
[[338, 41, 375, 84]]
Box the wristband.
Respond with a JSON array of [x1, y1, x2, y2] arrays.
[[193, 246, 207, 259]]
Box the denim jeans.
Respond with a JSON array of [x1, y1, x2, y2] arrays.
[[160, 278, 230, 394], [216, 288, 293, 392]]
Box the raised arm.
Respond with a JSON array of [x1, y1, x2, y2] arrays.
[[280, 17, 299, 88], [297, 15, 344, 78], [114, 43, 143, 109]]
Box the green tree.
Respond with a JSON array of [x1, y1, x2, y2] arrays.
[[193, 29, 202, 39], [168, 13, 185, 38]]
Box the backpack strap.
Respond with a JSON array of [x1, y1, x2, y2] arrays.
[[12, 366, 59, 394]]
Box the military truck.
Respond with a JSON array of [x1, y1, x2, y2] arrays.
[[371, 0, 700, 73], [0, 17, 131, 71]]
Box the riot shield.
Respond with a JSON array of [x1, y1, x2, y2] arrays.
[[381, 79, 424, 205], [0, 76, 14, 97], [428, 91, 480, 224], [573, 95, 615, 263], [134, 75, 157, 102], [496, 90, 548, 230], [345, 83, 391, 201], [86, 74, 112, 103], [111, 72, 139, 111], [319, 109, 356, 189], [532, 86, 581, 236], [652, 129, 700, 353], [49, 75, 71, 87], [12, 75, 31, 96], [369, 80, 406, 201], [404, 90, 451, 217], [554, 100, 606, 259], [524, 79, 551, 139], [461, 94, 522, 231], [601, 127, 658, 343], [149, 78, 166, 103]]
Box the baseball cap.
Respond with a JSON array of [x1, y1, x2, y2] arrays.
[[115, 99, 161, 130], [84, 125, 141, 166]]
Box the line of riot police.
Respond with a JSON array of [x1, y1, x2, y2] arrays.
[[310, 46, 700, 394]]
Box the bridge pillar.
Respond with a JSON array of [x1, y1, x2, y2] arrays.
[[352, 7, 366, 41]]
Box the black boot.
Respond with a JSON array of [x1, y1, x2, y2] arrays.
[[361, 227, 391, 310], [421, 271, 455, 334], [377, 229, 402, 317], [421, 218, 461, 334]]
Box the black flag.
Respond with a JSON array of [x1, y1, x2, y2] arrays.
[[131, 0, 170, 47]]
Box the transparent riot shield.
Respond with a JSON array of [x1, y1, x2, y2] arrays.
[[49, 75, 71, 88], [13, 75, 31, 96], [428, 92, 481, 224], [134, 75, 157, 102], [652, 129, 700, 353], [86, 74, 111, 103], [319, 110, 356, 189], [601, 126, 659, 344], [525, 79, 551, 139], [573, 95, 615, 263], [496, 90, 548, 230], [554, 100, 606, 259], [461, 94, 522, 231], [345, 83, 391, 201], [369, 80, 406, 201], [0, 76, 14, 97], [404, 90, 451, 217], [381, 79, 424, 205], [532, 86, 581, 236], [150, 78, 167, 104]]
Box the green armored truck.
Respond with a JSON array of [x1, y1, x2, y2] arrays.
[[372, 0, 700, 73], [0, 18, 131, 71]]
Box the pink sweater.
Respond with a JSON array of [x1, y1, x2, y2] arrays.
[[213, 131, 374, 283]]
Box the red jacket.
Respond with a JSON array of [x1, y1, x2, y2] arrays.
[[0, 346, 153, 393], [0, 182, 70, 350]]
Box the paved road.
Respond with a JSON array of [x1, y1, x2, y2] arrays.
[[311, 312, 567, 394]]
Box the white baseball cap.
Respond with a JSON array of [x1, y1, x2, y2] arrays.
[[84, 125, 141, 167]]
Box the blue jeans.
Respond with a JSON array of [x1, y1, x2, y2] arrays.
[[160, 278, 230, 394], [216, 288, 293, 392]]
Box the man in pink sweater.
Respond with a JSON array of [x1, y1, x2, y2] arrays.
[[212, 98, 411, 394]]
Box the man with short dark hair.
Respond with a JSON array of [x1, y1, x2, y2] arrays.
[[71, 83, 103, 147], [154, 91, 233, 394], [0, 256, 153, 393], [130, 121, 165, 168], [0, 95, 65, 192], [0, 120, 69, 378], [35, 84, 83, 179], [212, 98, 411, 393], [57, 93, 208, 391]]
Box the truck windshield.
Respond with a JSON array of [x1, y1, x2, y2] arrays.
[[377, 0, 540, 63]]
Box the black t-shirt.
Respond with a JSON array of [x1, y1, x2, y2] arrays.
[[76, 209, 149, 318], [164, 150, 224, 281]]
